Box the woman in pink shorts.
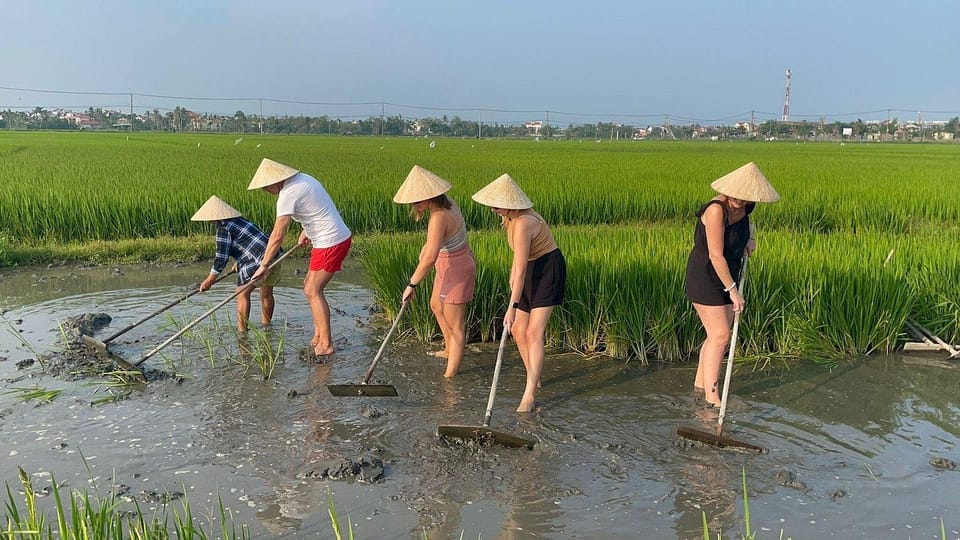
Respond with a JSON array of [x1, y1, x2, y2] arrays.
[[395, 166, 477, 378]]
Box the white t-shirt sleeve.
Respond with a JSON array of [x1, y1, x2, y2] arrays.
[[276, 188, 297, 217]]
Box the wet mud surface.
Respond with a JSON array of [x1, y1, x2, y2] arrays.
[[2, 261, 960, 538]]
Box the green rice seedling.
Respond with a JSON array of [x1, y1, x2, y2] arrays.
[[89, 387, 131, 406], [6, 467, 46, 536], [361, 222, 959, 363], [741, 467, 753, 540], [5, 133, 960, 248], [0, 312, 42, 366], [327, 490, 354, 540], [5, 466, 253, 539], [245, 320, 286, 380], [3, 386, 63, 404]]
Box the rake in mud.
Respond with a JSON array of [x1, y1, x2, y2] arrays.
[[80, 269, 236, 376], [677, 255, 764, 453], [326, 299, 408, 397], [84, 248, 298, 377], [437, 323, 536, 450]]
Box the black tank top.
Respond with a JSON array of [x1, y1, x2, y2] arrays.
[[689, 200, 754, 282]]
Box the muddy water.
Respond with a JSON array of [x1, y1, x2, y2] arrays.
[[2, 262, 959, 539]]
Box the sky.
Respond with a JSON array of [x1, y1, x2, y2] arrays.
[[2, 0, 958, 126]]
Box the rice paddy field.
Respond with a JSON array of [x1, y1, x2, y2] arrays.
[[1, 131, 959, 362]]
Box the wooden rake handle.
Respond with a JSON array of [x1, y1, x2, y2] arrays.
[[134, 246, 299, 367], [103, 269, 236, 345], [717, 254, 749, 434], [482, 323, 511, 428], [360, 299, 409, 384]]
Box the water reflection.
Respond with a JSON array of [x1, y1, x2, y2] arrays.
[[5, 262, 960, 538], [672, 458, 738, 539]]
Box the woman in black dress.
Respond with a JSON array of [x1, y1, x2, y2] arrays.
[[684, 162, 779, 407]]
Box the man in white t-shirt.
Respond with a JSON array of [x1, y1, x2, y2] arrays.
[[248, 158, 352, 358]]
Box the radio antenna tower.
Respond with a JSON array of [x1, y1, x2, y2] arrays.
[[781, 69, 791, 122]]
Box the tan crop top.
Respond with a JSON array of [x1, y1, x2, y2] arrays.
[[506, 211, 557, 261]]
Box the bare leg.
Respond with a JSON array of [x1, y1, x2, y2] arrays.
[[516, 306, 554, 412], [441, 302, 468, 378], [430, 285, 452, 358], [236, 287, 253, 332], [692, 303, 733, 407], [304, 269, 336, 356], [259, 285, 275, 326]]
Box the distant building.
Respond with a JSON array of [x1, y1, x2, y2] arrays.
[[524, 121, 543, 135]]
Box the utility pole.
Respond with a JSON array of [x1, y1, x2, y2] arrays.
[[545, 110, 550, 138], [478, 110, 482, 139], [258, 99, 263, 135], [886, 109, 891, 142], [380, 102, 385, 136], [129, 93, 134, 132]]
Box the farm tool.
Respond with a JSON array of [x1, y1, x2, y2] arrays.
[[438, 321, 536, 450], [327, 299, 408, 397]]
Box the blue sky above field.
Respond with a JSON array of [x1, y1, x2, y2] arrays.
[[2, 0, 958, 124]]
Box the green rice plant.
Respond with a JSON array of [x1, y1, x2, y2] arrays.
[[5, 133, 960, 250], [3, 386, 63, 404], [0, 230, 11, 266], [741, 467, 753, 540], [0, 312, 42, 367], [5, 467, 252, 539], [245, 320, 286, 380], [327, 490, 354, 540], [360, 222, 959, 363]]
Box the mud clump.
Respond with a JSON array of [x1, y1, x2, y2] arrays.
[[674, 436, 708, 449], [34, 313, 149, 380], [361, 404, 383, 418], [775, 469, 807, 491], [39, 343, 114, 379], [930, 457, 956, 471], [300, 456, 385, 483], [60, 313, 113, 342], [15, 358, 35, 370]]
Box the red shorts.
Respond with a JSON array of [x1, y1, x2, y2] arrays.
[[309, 237, 352, 273]]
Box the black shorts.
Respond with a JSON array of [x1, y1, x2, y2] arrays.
[[518, 249, 566, 312]]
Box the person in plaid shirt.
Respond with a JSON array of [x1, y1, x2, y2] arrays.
[[191, 195, 282, 332]]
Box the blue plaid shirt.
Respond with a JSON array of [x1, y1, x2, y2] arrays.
[[212, 217, 279, 285]]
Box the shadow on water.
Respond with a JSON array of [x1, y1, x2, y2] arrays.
[[2, 262, 960, 538]]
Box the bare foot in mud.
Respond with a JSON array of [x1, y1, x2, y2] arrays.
[[430, 349, 449, 359], [516, 399, 536, 413], [314, 345, 334, 357]]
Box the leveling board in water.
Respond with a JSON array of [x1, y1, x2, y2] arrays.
[[327, 300, 410, 398], [676, 426, 764, 453], [327, 384, 398, 397], [437, 425, 536, 450]]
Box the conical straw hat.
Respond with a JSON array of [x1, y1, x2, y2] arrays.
[[393, 165, 452, 204], [710, 162, 780, 203], [247, 158, 299, 190], [471, 174, 533, 210], [191, 195, 242, 221]]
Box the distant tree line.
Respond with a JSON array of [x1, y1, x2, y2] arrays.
[[2, 106, 958, 142]]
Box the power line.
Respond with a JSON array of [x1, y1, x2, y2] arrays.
[[2, 83, 959, 125]]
